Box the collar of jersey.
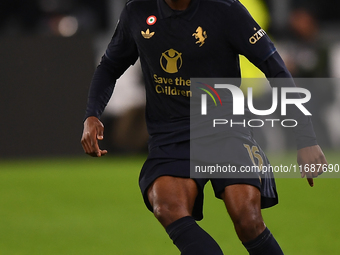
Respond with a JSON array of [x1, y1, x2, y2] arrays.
[[157, 0, 200, 20]]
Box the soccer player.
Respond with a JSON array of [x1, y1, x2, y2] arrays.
[[81, 0, 327, 254]]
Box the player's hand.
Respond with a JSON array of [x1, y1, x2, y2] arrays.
[[81, 116, 108, 157], [297, 145, 327, 187]]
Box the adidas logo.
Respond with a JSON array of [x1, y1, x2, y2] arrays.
[[141, 29, 155, 39]]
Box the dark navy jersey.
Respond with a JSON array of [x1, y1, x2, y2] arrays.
[[85, 0, 317, 149]]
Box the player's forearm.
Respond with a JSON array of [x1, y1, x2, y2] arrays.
[[84, 58, 117, 120], [258, 52, 317, 149], [258, 51, 292, 79], [84, 4, 139, 121]]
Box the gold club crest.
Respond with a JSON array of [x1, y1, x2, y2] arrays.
[[192, 26, 207, 47]]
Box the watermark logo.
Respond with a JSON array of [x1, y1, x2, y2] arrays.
[[198, 82, 222, 115], [199, 84, 311, 116]]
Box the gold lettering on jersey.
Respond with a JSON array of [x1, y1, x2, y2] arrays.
[[153, 74, 192, 97], [153, 74, 174, 85], [249, 28, 266, 44], [160, 49, 182, 74], [155, 85, 192, 97], [153, 74, 191, 86], [192, 26, 207, 47], [141, 29, 155, 39]]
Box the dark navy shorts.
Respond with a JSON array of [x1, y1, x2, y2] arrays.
[[139, 136, 278, 221]]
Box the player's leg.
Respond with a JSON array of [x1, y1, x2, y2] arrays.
[[148, 176, 224, 255], [221, 184, 283, 254], [147, 176, 197, 227], [221, 184, 264, 241]]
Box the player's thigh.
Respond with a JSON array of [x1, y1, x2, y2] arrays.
[[147, 176, 198, 225]]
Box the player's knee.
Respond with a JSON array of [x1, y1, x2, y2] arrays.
[[153, 202, 190, 227], [153, 205, 169, 222], [232, 212, 265, 242], [153, 203, 181, 220]]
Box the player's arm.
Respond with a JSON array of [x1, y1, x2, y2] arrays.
[[81, 5, 139, 157], [224, 1, 327, 186], [258, 52, 328, 187]]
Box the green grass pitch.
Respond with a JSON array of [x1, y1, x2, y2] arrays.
[[0, 151, 339, 254]]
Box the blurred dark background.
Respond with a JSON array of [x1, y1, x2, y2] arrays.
[[0, 0, 339, 158]]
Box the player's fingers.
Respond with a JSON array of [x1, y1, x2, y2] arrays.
[[84, 130, 101, 157], [96, 123, 104, 140], [307, 177, 314, 187], [93, 149, 107, 157], [81, 132, 94, 154], [95, 125, 106, 155], [301, 167, 305, 178], [83, 141, 98, 157], [97, 129, 104, 140], [312, 170, 319, 178], [92, 140, 101, 157], [303, 168, 314, 187], [80, 135, 87, 151], [82, 140, 92, 154], [300, 164, 310, 179]]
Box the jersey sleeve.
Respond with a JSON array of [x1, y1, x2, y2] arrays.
[[225, 0, 276, 66], [84, 5, 139, 120], [258, 52, 318, 150], [225, 1, 317, 150]]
